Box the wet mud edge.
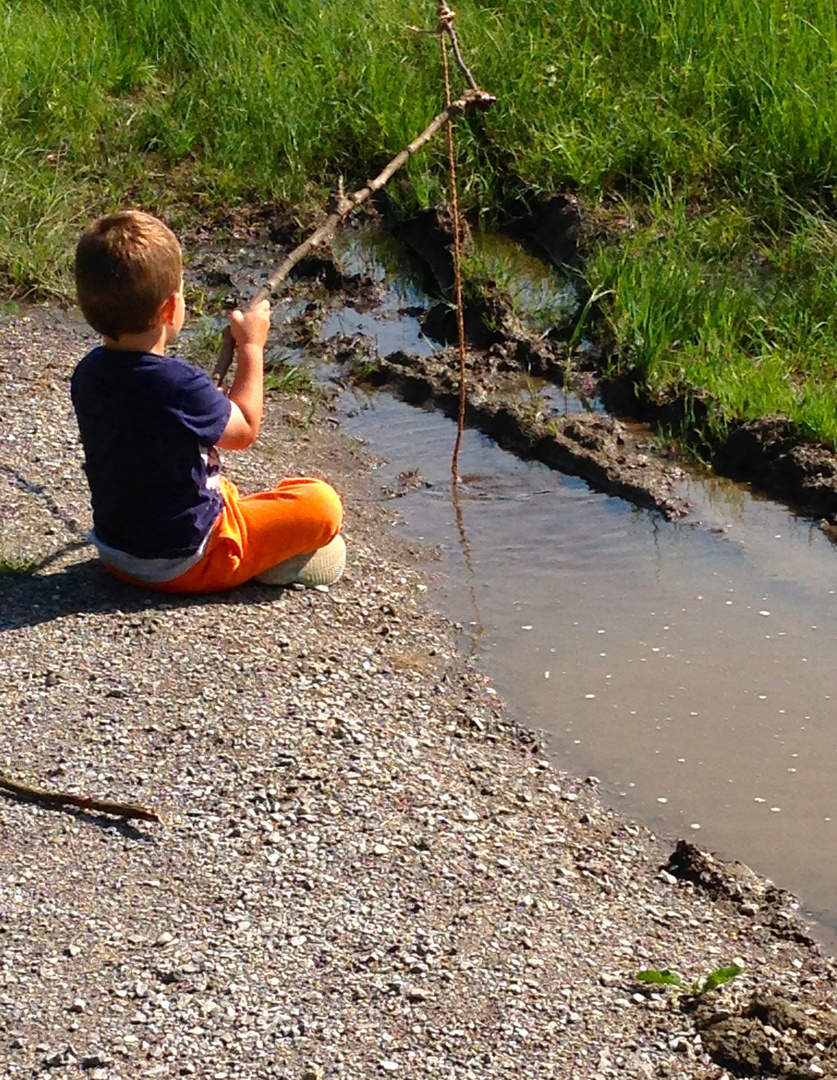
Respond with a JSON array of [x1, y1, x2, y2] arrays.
[[197, 201, 837, 535], [389, 198, 837, 538], [352, 333, 837, 541], [191, 214, 692, 523], [356, 345, 690, 519], [602, 373, 837, 540]]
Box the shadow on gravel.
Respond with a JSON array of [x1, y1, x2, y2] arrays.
[[0, 556, 282, 633]]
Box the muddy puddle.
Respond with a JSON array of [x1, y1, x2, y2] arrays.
[[201, 221, 837, 946], [343, 392, 837, 930], [303, 226, 837, 948]]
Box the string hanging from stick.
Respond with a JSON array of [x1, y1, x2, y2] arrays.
[[437, 1, 470, 484]]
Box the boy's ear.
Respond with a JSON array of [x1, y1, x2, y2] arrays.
[[159, 291, 179, 326]]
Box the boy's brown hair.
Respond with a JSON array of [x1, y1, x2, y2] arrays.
[[75, 210, 182, 340]]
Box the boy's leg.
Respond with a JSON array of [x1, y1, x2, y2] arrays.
[[234, 477, 344, 582], [134, 477, 343, 594]]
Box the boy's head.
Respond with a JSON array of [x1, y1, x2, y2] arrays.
[[75, 210, 182, 341]]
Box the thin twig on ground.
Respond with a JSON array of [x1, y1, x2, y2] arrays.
[[0, 772, 163, 824]]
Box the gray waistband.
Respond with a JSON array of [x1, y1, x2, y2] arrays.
[[90, 528, 213, 583]]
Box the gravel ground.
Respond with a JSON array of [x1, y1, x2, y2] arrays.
[[2, 305, 837, 1080]]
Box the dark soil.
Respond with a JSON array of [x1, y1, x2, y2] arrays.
[[665, 842, 817, 947], [695, 990, 837, 1079], [714, 417, 837, 530]]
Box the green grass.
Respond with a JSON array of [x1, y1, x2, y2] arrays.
[[6, 1, 837, 443], [587, 199, 837, 446], [7, 0, 837, 266], [264, 354, 314, 395]]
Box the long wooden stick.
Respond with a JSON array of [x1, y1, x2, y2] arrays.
[[0, 772, 163, 824], [214, 86, 496, 384]]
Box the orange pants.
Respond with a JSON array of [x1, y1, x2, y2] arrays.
[[106, 476, 343, 594]]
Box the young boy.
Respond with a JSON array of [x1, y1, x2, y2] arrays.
[[71, 210, 344, 593]]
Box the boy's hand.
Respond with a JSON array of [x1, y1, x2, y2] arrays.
[[230, 299, 271, 349]]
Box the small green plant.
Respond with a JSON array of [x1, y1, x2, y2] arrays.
[[636, 964, 742, 997], [0, 548, 41, 577], [263, 360, 314, 396]]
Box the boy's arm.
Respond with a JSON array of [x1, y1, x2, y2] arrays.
[[217, 301, 271, 450]]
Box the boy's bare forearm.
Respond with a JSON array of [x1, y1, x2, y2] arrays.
[[228, 344, 264, 432]]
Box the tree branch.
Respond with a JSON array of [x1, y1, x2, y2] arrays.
[[214, 86, 496, 384]]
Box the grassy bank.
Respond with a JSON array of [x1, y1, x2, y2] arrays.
[[586, 201, 837, 448], [5, 0, 837, 444]]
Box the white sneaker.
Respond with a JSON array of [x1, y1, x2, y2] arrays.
[[255, 534, 346, 587]]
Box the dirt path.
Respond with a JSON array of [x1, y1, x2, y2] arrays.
[[1, 306, 837, 1080]]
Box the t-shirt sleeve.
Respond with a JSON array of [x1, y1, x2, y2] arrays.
[[169, 358, 232, 445]]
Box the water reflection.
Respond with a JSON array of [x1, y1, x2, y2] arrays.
[[451, 481, 485, 657]]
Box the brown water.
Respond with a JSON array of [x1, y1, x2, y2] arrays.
[[299, 226, 837, 942], [337, 390, 837, 943]]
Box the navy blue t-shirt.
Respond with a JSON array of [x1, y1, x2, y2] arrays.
[[71, 347, 232, 560]]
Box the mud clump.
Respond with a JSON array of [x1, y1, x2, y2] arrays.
[[714, 416, 837, 526], [665, 840, 815, 945], [506, 193, 587, 266], [695, 992, 837, 1078], [387, 205, 458, 293], [601, 378, 837, 535], [421, 292, 513, 349], [660, 843, 833, 1078]]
